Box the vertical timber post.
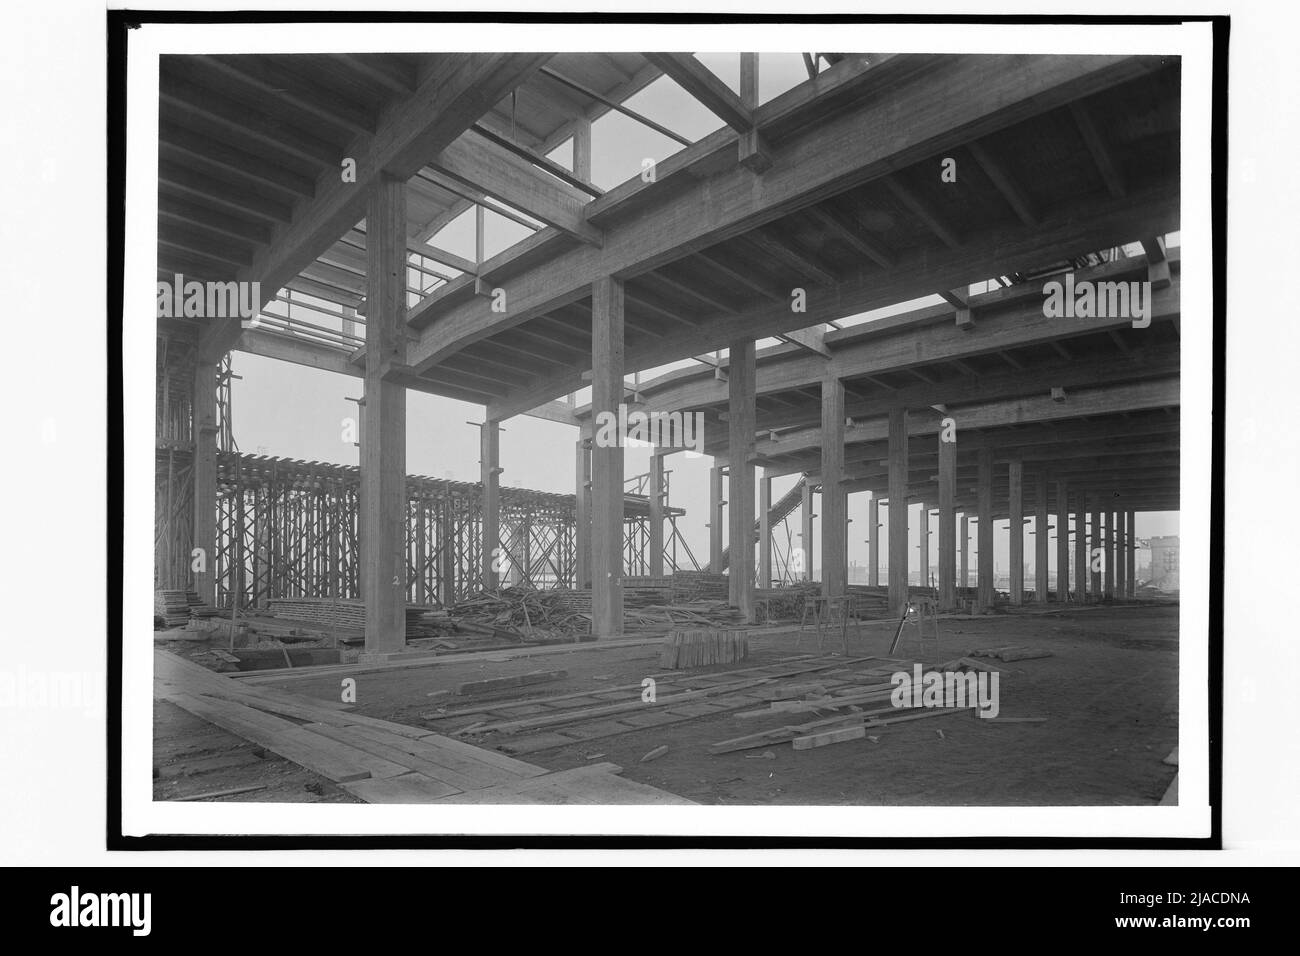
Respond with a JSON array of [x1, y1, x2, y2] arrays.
[[648, 450, 665, 579]]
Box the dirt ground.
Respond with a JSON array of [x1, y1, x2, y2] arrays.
[[153, 603, 1180, 805]]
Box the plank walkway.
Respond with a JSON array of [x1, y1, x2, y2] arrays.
[[154, 650, 693, 805]]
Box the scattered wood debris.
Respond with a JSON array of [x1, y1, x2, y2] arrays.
[[640, 745, 669, 763], [970, 644, 1053, 662]]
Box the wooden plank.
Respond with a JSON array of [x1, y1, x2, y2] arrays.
[[339, 771, 463, 803], [792, 725, 867, 750], [168, 694, 408, 783], [495, 732, 584, 755], [303, 723, 503, 791], [463, 677, 775, 735], [433, 763, 696, 805], [456, 669, 568, 696], [322, 720, 542, 783]]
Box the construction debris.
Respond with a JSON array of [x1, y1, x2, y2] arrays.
[[455, 670, 568, 697], [154, 588, 218, 628], [970, 644, 1054, 662], [640, 745, 669, 763]]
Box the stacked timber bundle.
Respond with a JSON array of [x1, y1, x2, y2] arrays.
[[186, 591, 221, 619], [659, 629, 749, 669], [625, 583, 675, 610], [154, 589, 194, 628], [753, 585, 819, 622], [268, 598, 426, 637], [844, 584, 934, 618], [671, 570, 729, 603]]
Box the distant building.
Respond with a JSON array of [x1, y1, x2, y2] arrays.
[[1148, 536, 1180, 591]]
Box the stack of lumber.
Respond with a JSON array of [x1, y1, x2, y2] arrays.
[[155, 589, 197, 627], [624, 582, 675, 610], [753, 585, 818, 621], [268, 598, 426, 638], [671, 571, 729, 603], [659, 629, 749, 669]]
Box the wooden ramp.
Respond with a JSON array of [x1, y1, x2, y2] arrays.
[[154, 650, 693, 805]]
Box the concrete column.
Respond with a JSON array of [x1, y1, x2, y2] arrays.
[[648, 451, 664, 578], [191, 360, 218, 607], [960, 514, 969, 591], [801, 478, 814, 583], [918, 504, 930, 589], [480, 421, 500, 590], [1126, 510, 1137, 596], [1105, 511, 1116, 599], [1056, 479, 1070, 604], [1035, 471, 1049, 602], [887, 407, 909, 615], [977, 447, 994, 610], [729, 340, 757, 619], [574, 432, 591, 588], [938, 435, 956, 608], [362, 174, 408, 654], [1090, 497, 1103, 598], [590, 275, 625, 639], [571, 116, 592, 183], [1074, 492, 1088, 603], [759, 471, 772, 589], [1114, 510, 1123, 597], [821, 375, 847, 600], [867, 496, 879, 587], [1008, 458, 1023, 605], [710, 464, 725, 571]]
